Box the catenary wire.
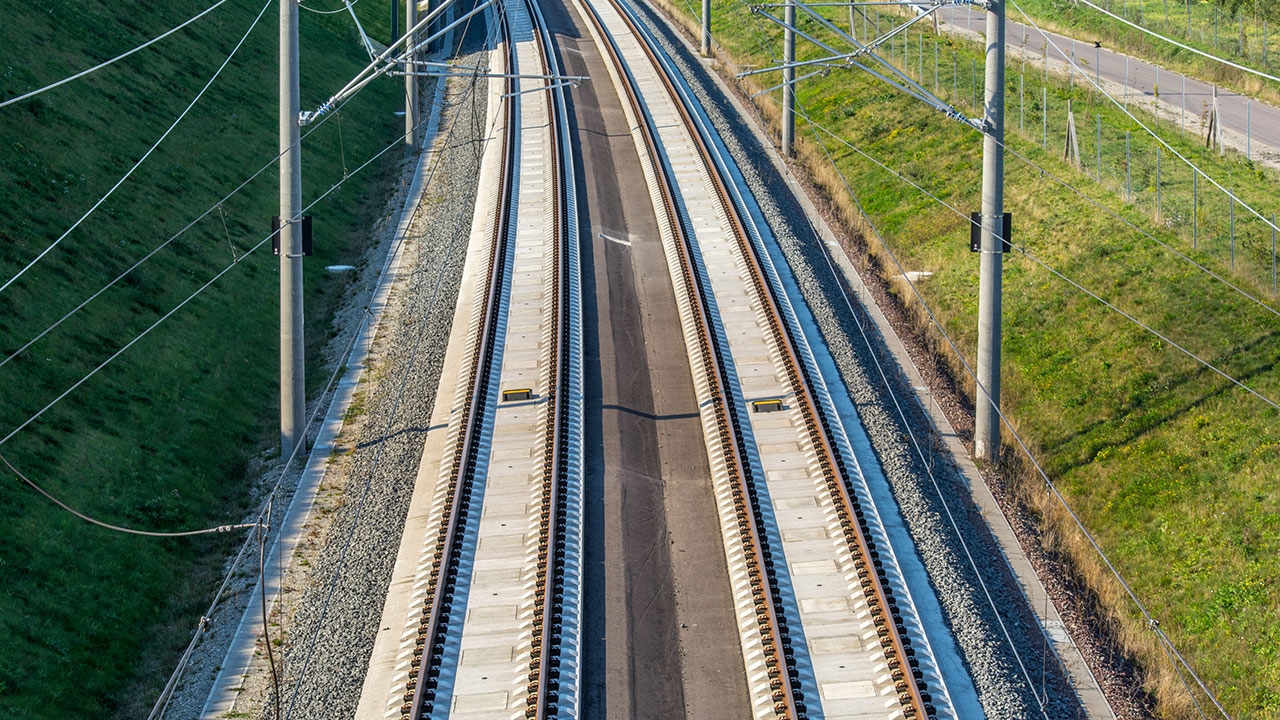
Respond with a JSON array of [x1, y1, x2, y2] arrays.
[[782, 94, 1233, 717], [771, 1, 1280, 332], [1007, 0, 1280, 237], [9, 0, 470, 646], [0, 0, 274, 296], [1071, 0, 1280, 85], [0, 0, 233, 109], [787, 101, 1280, 411], [149, 225, 382, 718], [0, 85, 431, 450], [300, 0, 363, 14], [145, 126, 439, 712], [994, 140, 1280, 322], [771, 0, 1280, 307], [145, 69, 469, 714], [0, 63, 370, 374], [785, 94, 1057, 716], [746, 68, 1055, 710], [728, 7, 1059, 712]]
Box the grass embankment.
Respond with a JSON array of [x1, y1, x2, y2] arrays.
[[0, 1, 404, 717], [1006, 0, 1280, 105], [658, 0, 1279, 716]]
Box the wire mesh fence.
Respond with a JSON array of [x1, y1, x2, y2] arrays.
[[868, 11, 1280, 300]]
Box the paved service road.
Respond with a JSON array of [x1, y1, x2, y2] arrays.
[[911, 4, 1280, 163]]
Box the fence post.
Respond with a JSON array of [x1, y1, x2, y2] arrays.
[[1043, 87, 1048, 148], [1156, 145, 1162, 222], [1125, 131, 1132, 201], [1230, 186, 1235, 269], [1193, 170, 1198, 248], [973, 58, 979, 109], [1248, 101, 1252, 160], [1272, 213, 1276, 299], [1124, 55, 1129, 107], [1065, 100, 1081, 167], [1020, 73, 1025, 133], [1097, 115, 1102, 183]]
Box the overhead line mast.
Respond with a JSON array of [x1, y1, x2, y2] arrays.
[[974, 0, 1006, 463], [280, 0, 306, 459], [406, 0, 419, 147]]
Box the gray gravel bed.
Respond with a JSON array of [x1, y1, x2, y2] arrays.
[[224, 44, 494, 720], [622, 1, 1081, 717]]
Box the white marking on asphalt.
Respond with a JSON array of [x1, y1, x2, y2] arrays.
[[599, 232, 631, 247]]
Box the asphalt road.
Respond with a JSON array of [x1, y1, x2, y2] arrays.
[[927, 4, 1280, 158], [545, 0, 753, 716]]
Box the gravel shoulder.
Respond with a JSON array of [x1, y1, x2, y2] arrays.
[[155, 36, 495, 720], [234, 52, 492, 720]]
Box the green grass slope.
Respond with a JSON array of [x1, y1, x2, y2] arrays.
[[661, 1, 1279, 716], [0, 1, 404, 716]]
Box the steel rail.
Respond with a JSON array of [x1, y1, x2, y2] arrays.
[[582, 0, 934, 715], [400, 0, 576, 715], [400, 7, 520, 717], [523, 0, 575, 714]]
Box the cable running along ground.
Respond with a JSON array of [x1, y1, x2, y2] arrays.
[[1, 452, 256, 537]]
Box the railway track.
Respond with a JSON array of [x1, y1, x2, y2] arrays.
[[571, 0, 955, 716], [396, 0, 583, 716]]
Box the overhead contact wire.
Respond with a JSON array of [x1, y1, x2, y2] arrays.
[[0, 86, 442, 450], [1071, 0, 1280, 85], [781, 96, 1231, 716], [0, 84, 363, 374], [1007, 0, 1280, 237], [777, 86, 1052, 716], [0, 0, 233, 109], [0, 0, 273, 295], [787, 104, 1279, 412]]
